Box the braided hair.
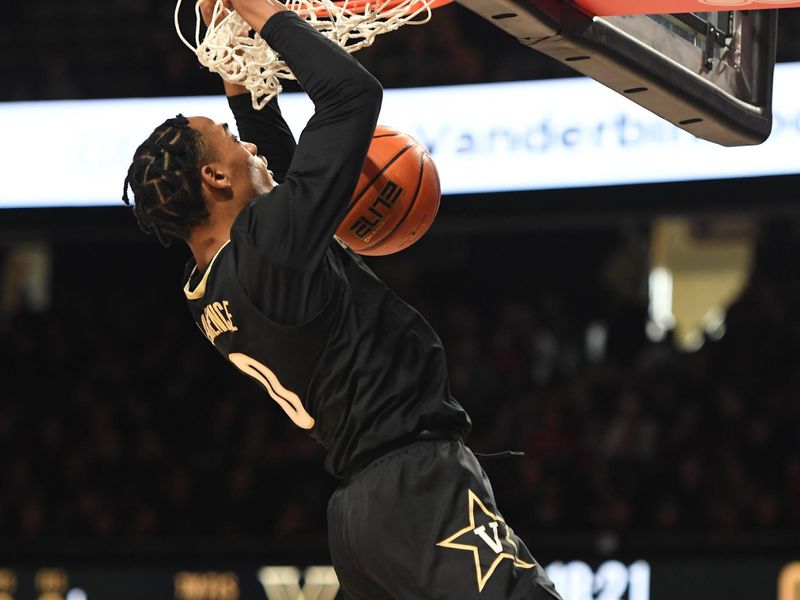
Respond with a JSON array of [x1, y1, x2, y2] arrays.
[[122, 114, 210, 246]]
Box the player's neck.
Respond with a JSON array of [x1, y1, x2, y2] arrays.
[[188, 220, 232, 272], [188, 193, 246, 270]]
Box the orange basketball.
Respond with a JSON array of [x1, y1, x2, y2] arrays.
[[336, 125, 441, 256]]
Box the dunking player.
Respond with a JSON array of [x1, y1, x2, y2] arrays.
[[123, 0, 561, 597]]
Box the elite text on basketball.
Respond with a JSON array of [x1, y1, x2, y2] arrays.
[[349, 181, 404, 243]]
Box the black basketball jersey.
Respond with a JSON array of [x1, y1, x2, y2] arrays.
[[183, 12, 470, 477]]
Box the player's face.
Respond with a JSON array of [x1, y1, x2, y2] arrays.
[[189, 116, 276, 201]]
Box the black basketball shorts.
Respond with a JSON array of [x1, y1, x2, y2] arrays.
[[327, 439, 563, 600]]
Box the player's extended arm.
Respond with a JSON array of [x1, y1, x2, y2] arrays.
[[200, 0, 297, 183], [227, 95, 297, 185], [229, 0, 383, 268]]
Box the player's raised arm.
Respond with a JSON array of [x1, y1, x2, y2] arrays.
[[229, 0, 383, 269], [199, 0, 298, 183], [226, 94, 297, 185]]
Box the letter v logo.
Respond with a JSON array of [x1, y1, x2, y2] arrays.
[[473, 522, 503, 554]]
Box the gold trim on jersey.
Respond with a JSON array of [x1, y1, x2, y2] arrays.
[[184, 240, 231, 300]]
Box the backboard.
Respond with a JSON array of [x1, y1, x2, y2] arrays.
[[456, 0, 780, 145]]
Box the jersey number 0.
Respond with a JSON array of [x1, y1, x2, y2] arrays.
[[228, 353, 315, 430]]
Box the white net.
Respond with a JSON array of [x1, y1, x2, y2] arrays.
[[175, 0, 436, 109]]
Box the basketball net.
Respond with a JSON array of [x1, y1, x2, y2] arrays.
[[175, 0, 443, 109]]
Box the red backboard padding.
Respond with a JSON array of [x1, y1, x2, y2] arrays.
[[573, 0, 800, 16]]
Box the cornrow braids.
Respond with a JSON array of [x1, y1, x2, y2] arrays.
[[122, 114, 210, 246]]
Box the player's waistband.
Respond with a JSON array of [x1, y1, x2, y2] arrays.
[[339, 430, 464, 483]]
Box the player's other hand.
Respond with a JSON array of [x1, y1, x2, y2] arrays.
[[199, 0, 232, 28], [199, 0, 249, 97], [228, 0, 288, 33]]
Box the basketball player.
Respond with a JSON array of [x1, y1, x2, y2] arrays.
[[123, 0, 561, 597]]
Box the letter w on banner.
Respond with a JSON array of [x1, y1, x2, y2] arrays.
[[257, 566, 339, 600], [573, 0, 800, 16]]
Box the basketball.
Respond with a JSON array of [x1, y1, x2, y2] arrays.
[[336, 125, 441, 256]]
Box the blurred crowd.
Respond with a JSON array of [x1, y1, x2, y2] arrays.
[[0, 220, 799, 541], [2, 1, 800, 102]]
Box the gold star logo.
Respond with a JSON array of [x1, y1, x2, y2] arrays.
[[437, 490, 535, 592]]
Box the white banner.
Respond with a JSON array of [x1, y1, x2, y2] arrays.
[[1, 63, 798, 208]]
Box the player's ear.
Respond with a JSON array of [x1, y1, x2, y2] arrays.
[[200, 163, 233, 192]]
